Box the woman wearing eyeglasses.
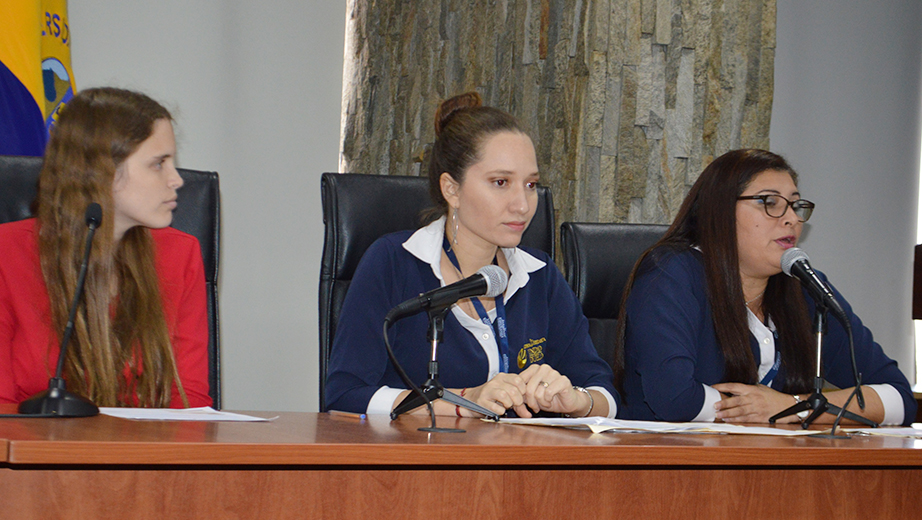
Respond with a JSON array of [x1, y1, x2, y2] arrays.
[[615, 149, 915, 425]]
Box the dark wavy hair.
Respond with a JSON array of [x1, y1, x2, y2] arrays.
[[614, 149, 815, 396]]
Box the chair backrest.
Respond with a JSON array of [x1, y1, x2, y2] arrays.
[[560, 222, 668, 368], [319, 172, 555, 410], [0, 155, 222, 409]]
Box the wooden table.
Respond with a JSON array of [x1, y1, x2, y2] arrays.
[[0, 406, 920, 519]]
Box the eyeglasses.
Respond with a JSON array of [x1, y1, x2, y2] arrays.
[[737, 194, 815, 222]]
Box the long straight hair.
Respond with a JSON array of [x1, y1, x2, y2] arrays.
[[614, 149, 815, 396], [37, 87, 187, 407]]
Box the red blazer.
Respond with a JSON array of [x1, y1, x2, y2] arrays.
[[0, 219, 211, 408]]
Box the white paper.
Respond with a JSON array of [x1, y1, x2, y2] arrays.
[[99, 406, 275, 422], [841, 426, 922, 439], [498, 416, 820, 436]]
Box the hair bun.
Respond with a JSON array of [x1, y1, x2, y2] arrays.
[[434, 91, 483, 137]]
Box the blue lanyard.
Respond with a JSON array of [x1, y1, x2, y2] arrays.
[[759, 329, 781, 386], [442, 237, 510, 373]]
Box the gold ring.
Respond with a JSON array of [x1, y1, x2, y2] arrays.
[[540, 381, 549, 388]]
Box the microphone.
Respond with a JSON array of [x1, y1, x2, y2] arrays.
[[18, 203, 103, 417], [781, 247, 864, 408], [85, 202, 102, 228], [385, 264, 508, 324], [780, 247, 848, 325]]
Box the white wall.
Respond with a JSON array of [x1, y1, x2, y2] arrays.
[[69, 1, 346, 411], [771, 0, 922, 384]]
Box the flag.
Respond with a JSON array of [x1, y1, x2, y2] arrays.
[[0, 0, 75, 156]]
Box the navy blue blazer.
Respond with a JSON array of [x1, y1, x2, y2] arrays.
[[622, 248, 916, 425], [325, 230, 618, 414]]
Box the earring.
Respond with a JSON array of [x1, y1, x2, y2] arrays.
[[451, 210, 459, 247]]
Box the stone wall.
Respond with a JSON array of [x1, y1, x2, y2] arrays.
[[341, 0, 775, 226]]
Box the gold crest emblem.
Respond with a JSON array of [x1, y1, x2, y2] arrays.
[[517, 348, 527, 369], [517, 338, 546, 369]]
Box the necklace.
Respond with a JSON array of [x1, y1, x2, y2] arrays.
[[745, 290, 765, 306]]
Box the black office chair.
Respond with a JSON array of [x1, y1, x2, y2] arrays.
[[560, 222, 668, 368], [0, 155, 223, 409], [319, 172, 555, 411]]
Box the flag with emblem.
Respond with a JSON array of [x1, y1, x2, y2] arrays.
[[0, 0, 75, 156]]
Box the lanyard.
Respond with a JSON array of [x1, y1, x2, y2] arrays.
[[759, 329, 781, 386], [442, 237, 510, 373]]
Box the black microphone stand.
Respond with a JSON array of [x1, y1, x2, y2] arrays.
[[18, 208, 101, 418], [391, 308, 500, 432], [769, 301, 876, 435]]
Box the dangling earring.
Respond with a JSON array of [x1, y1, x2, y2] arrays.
[[451, 210, 459, 247]]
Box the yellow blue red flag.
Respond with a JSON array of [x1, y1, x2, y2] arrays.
[[0, 0, 75, 156]]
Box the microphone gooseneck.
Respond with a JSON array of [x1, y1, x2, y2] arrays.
[[17, 202, 103, 417], [54, 203, 102, 378]]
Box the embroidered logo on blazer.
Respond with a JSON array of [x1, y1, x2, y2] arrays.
[[517, 337, 546, 369]]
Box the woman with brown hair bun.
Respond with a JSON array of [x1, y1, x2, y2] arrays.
[[617, 149, 915, 425], [0, 87, 211, 408], [326, 92, 618, 418]]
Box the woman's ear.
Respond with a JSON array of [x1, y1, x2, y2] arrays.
[[440, 172, 460, 209]]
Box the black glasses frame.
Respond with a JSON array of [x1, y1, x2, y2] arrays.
[[737, 194, 815, 222]]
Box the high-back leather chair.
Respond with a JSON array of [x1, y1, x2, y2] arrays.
[[560, 222, 668, 368], [0, 155, 223, 408], [319, 172, 555, 411]]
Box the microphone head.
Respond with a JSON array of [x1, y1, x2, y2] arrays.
[[477, 264, 508, 298], [781, 247, 809, 276], [85, 203, 103, 228]]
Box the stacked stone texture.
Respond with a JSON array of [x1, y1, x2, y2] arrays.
[[341, 0, 775, 226]]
